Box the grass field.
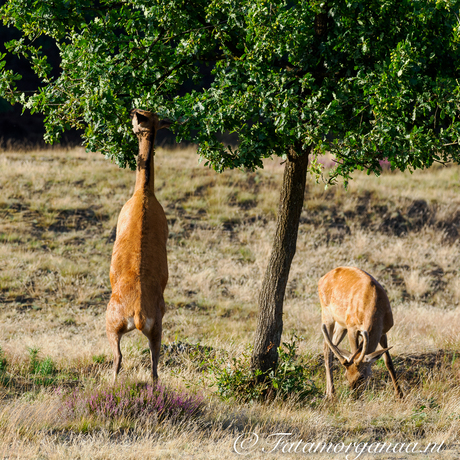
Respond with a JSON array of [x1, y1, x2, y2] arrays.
[[0, 146, 460, 458]]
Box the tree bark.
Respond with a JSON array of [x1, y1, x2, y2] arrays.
[[251, 143, 309, 374]]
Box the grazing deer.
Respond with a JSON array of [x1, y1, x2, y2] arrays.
[[106, 109, 172, 383], [318, 266, 403, 398]]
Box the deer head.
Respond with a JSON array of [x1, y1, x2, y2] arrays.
[[130, 109, 173, 136], [321, 324, 389, 390]]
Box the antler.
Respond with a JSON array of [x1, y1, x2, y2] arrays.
[[321, 324, 348, 366], [354, 330, 369, 366], [322, 324, 371, 367]]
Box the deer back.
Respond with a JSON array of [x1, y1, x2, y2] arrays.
[[319, 266, 393, 336], [109, 189, 168, 313]]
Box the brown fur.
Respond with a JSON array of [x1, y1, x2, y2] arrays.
[[106, 109, 171, 383], [318, 266, 403, 398]]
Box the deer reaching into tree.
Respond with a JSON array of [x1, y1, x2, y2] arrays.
[[319, 266, 403, 398], [106, 109, 172, 384]]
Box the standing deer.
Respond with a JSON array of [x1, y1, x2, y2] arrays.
[[318, 266, 403, 398], [106, 109, 171, 383]]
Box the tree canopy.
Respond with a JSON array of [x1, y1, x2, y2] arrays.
[[2, 0, 460, 181]]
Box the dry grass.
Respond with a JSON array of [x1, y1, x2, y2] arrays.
[[1, 146, 460, 458]]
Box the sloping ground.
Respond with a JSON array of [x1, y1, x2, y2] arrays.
[[0, 147, 460, 458]]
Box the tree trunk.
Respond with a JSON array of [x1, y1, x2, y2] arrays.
[[251, 143, 309, 374]]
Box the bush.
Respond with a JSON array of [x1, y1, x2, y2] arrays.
[[28, 347, 57, 385], [64, 381, 203, 422], [209, 339, 319, 403]]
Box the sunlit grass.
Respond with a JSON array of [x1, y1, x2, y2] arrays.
[[1, 147, 460, 457]]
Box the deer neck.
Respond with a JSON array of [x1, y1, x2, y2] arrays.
[[134, 131, 156, 193]]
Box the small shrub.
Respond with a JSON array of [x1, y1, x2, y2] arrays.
[[209, 339, 319, 403], [28, 346, 40, 373], [210, 352, 266, 402], [269, 340, 319, 399], [27, 347, 57, 385], [38, 357, 56, 376], [64, 381, 203, 422]]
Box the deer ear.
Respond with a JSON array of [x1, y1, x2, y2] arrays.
[[130, 108, 150, 121], [363, 347, 391, 364], [158, 118, 173, 130]]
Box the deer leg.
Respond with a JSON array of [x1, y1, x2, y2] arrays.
[[348, 328, 361, 355], [332, 325, 347, 347], [142, 318, 162, 382], [323, 322, 336, 398], [106, 328, 123, 385], [106, 303, 127, 385], [380, 334, 403, 398]]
